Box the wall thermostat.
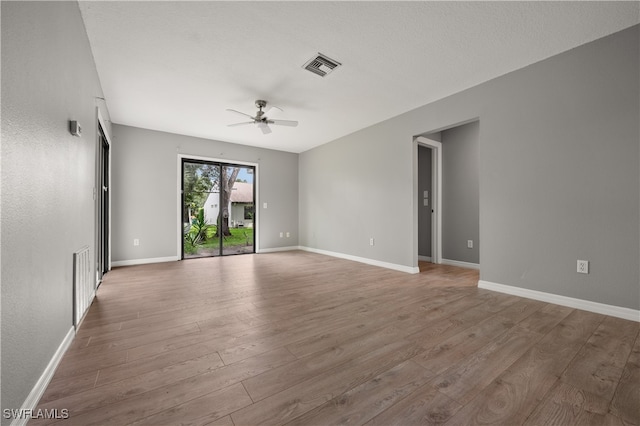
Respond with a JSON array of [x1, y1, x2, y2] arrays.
[[69, 120, 82, 137]]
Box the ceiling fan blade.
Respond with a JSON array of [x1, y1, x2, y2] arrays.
[[227, 121, 254, 127], [271, 119, 298, 127], [226, 109, 255, 120], [257, 122, 272, 134], [263, 105, 283, 116]]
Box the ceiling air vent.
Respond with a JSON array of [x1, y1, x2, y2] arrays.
[[302, 53, 341, 77]]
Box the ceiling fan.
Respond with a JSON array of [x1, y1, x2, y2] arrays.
[[226, 100, 298, 134]]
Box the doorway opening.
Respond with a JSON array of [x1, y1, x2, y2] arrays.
[[415, 120, 481, 273], [181, 158, 256, 259]]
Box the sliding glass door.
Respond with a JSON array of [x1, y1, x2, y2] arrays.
[[96, 124, 110, 280], [182, 159, 255, 259]]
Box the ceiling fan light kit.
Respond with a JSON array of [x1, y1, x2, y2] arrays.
[[226, 100, 298, 134]]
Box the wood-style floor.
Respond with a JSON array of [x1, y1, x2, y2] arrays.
[[34, 251, 639, 425]]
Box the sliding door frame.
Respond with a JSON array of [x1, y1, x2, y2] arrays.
[[96, 108, 112, 286], [177, 154, 259, 259]]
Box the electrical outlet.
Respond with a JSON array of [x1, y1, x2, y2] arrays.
[[369, 238, 375, 246], [279, 232, 283, 238], [467, 240, 473, 249], [286, 232, 290, 238], [133, 239, 140, 246], [577, 260, 589, 274]]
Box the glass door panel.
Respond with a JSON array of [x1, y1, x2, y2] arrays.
[[222, 166, 255, 255], [182, 160, 221, 259], [182, 160, 255, 259]]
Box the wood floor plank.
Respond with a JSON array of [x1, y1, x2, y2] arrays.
[[38, 371, 98, 405], [442, 308, 605, 425], [491, 297, 546, 323], [432, 325, 544, 405], [364, 383, 461, 426], [203, 415, 235, 426], [79, 305, 267, 344], [128, 382, 252, 426], [231, 339, 424, 425], [396, 292, 495, 338], [49, 348, 128, 380], [283, 315, 396, 359], [412, 313, 516, 376], [31, 252, 639, 426], [515, 302, 574, 334], [561, 315, 638, 401], [244, 325, 403, 402], [65, 322, 201, 358], [124, 321, 272, 363], [404, 304, 502, 352], [40, 341, 225, 403], [34, 347, 295, 426], [523, 381, 616, 426], [282, 289, 464, 362], [279, 291, 465, 361], [610, 329, 640, 425], [36, 352, 225, 417], [285, 360, 432, 426], [221, 286, 464, 365], [41, 341, 224, 403], [474, 291, 522, 313], [217, 312, 362, 364]]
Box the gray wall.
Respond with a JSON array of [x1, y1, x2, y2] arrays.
[[417, 146, 432, 258], [441, 121, 480, 264], [300, 25, 639, 310], [1, 2, 111, 420], [111, 125, 299, 263], [299, 125, 415, 266]]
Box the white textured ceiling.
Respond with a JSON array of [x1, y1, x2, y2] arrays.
[[79, 1, 639, 153]]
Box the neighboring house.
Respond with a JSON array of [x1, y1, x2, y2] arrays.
[[203, 182, 254, 228]]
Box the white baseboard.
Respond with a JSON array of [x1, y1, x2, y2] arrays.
[[111, 256, 179, 267], [478, 280, 640, 322], [299, 246, 419, 274], [418, 255, 432, 262], [441, 258, 480, 270], [11, 327, 75, 426], [257, 246, 300, 254]]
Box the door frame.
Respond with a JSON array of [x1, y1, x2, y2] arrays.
[[96, 108, 112, 285], [415, 136, 442, 265], [177, 154, 259, 258]]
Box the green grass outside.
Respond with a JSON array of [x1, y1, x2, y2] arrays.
[[184, 226, 253, 254]]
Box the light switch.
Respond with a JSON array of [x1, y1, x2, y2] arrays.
[[423, 190, 429, 198], [423, 198, 429, 206]]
